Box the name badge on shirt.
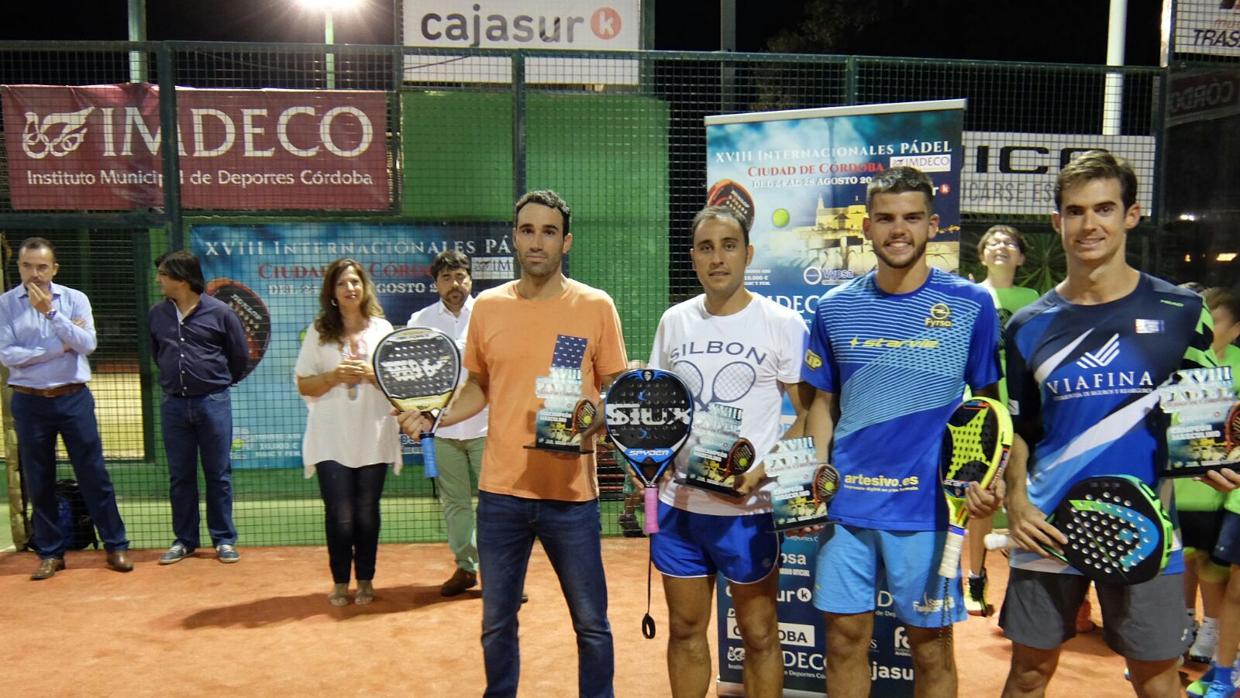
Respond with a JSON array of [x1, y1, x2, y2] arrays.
[[1134, 319, 1163, 334]]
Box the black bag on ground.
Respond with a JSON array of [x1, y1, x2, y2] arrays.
[[55, 479, 98, 550]]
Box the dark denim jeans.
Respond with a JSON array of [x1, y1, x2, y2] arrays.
[[476, 491, 614, 698], [161, 389, 236, 548], [315, 460, 388, 584], [13, 388, 128, 557]]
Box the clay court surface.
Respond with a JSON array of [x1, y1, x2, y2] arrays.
[[0, 538, 1207, 697]]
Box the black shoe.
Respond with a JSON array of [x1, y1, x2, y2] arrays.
[[31, 558, 65, 580], [618, 513, 645, 538]]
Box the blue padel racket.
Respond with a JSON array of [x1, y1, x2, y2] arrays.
[[938, 397, 1013, 578], [372, 327, 461, 479], [1047, 475, 1172, 585], [604, 369, 693, 534]]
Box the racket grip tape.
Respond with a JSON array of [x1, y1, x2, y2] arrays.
[[938, 525, 965, 579], [983, 533, 1011, 551], [421, 433, 438, 478], [643, 486, 659, 534]]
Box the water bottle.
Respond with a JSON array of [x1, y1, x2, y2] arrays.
[[343, 338, 367, 400]]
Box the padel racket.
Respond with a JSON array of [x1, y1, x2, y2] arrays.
[[1047, 475, 1172, 585], [812, 463, 840, 509], [707, 178, 756, 231], [206, 278, 271, 380], [372, 327, 461, 479], [938, 397, 1013, 579], [1227, 402, 1240, 453], [572, 399, 597, 436], [726, 438, 756, 478], [604, 369, 693, 535]]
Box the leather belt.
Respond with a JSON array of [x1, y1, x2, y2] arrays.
[[10, 383, 87, 398]]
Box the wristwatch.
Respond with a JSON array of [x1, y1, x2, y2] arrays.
[[44, 309, 57, 321]]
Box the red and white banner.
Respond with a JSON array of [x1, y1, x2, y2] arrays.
[[2, 84, 390, 211]]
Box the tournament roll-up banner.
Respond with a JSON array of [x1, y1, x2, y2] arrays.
[[706, 99, 965, 697], [191, 223, 514, 468]]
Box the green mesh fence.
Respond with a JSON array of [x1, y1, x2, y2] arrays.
[[0, 42, 1176, 549]]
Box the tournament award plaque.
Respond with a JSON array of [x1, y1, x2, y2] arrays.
[[766, 436, 838, 531], [527, 334, 596, 453], [683, 403, 753, 495], [1158, 366, 1239, 478]]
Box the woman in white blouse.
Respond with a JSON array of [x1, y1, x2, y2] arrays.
[[295, 258, 401, 607]]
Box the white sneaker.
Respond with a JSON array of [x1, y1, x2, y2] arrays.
[[1189, 618, 1219, 664]]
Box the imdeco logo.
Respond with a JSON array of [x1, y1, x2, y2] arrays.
[[21, 107, 94, 159]]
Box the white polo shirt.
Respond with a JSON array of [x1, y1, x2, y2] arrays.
[[407, 296, 488, 440]]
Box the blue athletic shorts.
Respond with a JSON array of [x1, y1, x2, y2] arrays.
[[650, 502, 779, 584], [812, 524, 966, 628], [1214, 511, 1240, 567]]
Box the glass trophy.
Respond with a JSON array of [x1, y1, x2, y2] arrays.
[[766, 436, 837, 530], [683, 404, 752, 495], [527, 334, 595, 453]]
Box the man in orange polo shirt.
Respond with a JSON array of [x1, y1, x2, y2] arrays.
[[399, 190, 628, 698]]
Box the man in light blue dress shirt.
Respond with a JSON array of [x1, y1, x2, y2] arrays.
[[0, 237, 130, 580]]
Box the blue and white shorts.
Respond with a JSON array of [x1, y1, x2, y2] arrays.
[[650, 502, 779, 585], [812, 524, 965, 628]]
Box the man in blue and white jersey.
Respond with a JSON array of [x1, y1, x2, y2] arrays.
[[802, 166, 1003, 697], [999, 150, 1216, 698]]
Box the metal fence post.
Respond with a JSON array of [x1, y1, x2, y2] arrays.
[[513, 51, 526, 203], [157, 43, 183, 250]]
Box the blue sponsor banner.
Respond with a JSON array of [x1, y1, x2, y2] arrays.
[[714, 535, 914, 696], [705, 100, 965, 323], [708, 101, 964, 696], [190, 222, 513, 468]]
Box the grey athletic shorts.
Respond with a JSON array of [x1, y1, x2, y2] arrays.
[[998, 567, 1191, 661]]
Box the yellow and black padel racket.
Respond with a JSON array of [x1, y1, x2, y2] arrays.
[[937, 397, 1012, 579]]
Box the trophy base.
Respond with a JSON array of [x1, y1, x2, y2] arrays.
[[681, 476, 739, 497], [524, 441, 591, 454]]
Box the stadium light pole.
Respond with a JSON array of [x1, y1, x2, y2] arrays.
[[1102, 0, 1127, 136], [299, 0, 360, 90]]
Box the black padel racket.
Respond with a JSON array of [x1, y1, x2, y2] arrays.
[[372, 327, 461, 479], [1226, 402, 1240, 453], [707, 178, 755, 231], [726, 438, 756, 478], [813, 463, 840, 509], [604, 369, 693, 535], [1047, 475, 1172, 585], [206, 277, 271, 380], [938, 397, 1013, 579]]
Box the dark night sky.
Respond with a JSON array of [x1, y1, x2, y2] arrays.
[[1, 0, 1166, 66]]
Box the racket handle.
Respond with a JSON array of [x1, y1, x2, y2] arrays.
[[983, 533, 1011, 551], [938, 525, 965, 579], [421, 433, 438, 478], [643, 486, 659, 534]]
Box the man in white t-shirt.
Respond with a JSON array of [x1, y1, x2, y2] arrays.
[[648, 206, 811, 697], [407, 250, 490, 597]]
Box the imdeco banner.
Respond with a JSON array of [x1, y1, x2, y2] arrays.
[[2, 84, 390, 211]]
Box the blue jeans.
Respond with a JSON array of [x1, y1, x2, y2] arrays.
[[476, 491, 614, 698], [13, 388, 128, 557], [161, 390, 236, 548]]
